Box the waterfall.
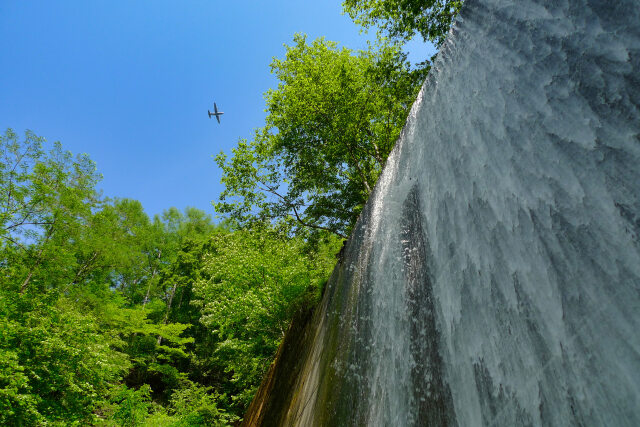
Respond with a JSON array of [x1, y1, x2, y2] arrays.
[[243, 0, 640, 425]]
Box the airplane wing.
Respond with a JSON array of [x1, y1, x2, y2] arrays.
[[216, 114, 221, 124], [214, 102, 219, 115]]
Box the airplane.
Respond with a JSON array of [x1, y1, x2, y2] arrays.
[[208, 102, 224, 123]]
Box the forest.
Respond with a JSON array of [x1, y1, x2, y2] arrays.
[[0, 1, 460, 425]]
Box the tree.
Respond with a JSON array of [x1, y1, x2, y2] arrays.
[[216, 35, 426, 240], [192, 228, 340, 413], [150, 207, 219, 336], [342, 0, 464, 47], [0, 128, 101, 293], [0, 293, 130, 425], [0, 130, 204, 424]]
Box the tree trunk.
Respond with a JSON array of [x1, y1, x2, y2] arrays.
[[157, 281, 178, 345]]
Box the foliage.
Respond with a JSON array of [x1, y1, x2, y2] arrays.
[[0, 292, 130, 425], [0, 329, 41, 425], [167, 380, 238, 426], [342, 0, 464, 46], [192, 229, 340, 412], [215, 35, 426, 241], [0, 128, 101, 294], [109, 384, 153, 427]]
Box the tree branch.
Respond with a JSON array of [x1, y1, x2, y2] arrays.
[[259, 182, 347, 238]]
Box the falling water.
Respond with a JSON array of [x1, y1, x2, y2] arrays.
[[242, 0, 640, 425]]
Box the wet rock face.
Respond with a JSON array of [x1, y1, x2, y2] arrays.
[[243, 0, 640, 425]]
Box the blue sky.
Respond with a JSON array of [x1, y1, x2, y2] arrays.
[[1, 1, 435, 219]]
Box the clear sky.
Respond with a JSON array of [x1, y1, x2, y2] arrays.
[[0, 1, 435, 219]]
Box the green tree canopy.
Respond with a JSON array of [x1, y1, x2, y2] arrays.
[[192, 228, 340, 411], [216, 35, 426, 240], [0, 129, 101, 294], [342, 0, 464, 46], [1, 128, 341, 425]]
